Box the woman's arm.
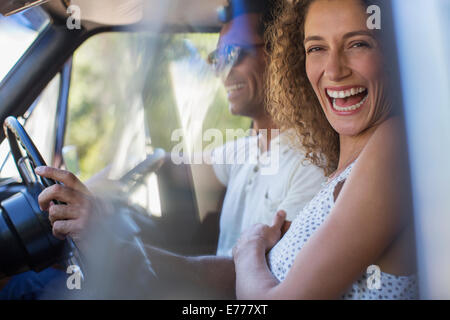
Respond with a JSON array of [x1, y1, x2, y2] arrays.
[[233, 118, 414, 299]]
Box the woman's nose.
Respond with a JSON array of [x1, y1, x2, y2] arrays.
[[324, 50, 351, 82]]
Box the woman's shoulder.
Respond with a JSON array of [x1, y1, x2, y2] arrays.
[[367, 116, 406, 149], [348, 116, 409, 192], [340, 117, 412, 233], [360, 116, 407, 165]]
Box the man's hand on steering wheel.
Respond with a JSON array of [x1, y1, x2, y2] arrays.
[[35, 166, 96, 245]]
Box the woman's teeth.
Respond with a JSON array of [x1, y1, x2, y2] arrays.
[[333, 94, 368, 112], [326, 87, 368, 112], [327, 87, 366, 99]]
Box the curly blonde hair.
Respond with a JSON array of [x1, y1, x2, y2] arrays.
[[265, 0, 383, 176], [265, 0, 338, 176]]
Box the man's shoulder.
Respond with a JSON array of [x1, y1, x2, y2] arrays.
[[213, 135, 258, 158], [274, 131, 325, 178], [275, 130, 309, 162]]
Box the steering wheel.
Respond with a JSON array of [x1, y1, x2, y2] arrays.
[[89, 148, 166, 216], [119, 148, 166, 194], [0, 117, 164, 297], [0, 116, 81, 277]]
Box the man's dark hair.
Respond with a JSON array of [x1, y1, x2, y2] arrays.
[[219, 0, 279, 36]]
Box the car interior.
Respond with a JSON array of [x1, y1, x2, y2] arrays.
[[0, 0, 449, 300], [0, 0, 241, 281]]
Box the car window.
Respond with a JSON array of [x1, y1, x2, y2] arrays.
[[0, 74, 61, 179], [65, 32, 251, 215], [66, 32, 251, 180], [0, 6, 49, 83]]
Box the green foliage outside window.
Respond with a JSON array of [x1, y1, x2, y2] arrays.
[[67, 32, 251, 181]]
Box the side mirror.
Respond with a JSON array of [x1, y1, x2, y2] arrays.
[[62, 145, 80, 175]]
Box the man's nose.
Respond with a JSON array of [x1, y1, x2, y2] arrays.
[[324, 50, 351, 82]]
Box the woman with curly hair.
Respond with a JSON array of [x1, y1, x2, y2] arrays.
[[232, 0, 419, 299]]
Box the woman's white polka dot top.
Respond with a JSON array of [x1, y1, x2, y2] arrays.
[[267, 161, 418, 299]]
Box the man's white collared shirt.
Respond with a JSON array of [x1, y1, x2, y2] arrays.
[[212, 131, 326, 257]]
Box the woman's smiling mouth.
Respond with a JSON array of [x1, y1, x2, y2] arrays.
[[325, 86, 368, 114]]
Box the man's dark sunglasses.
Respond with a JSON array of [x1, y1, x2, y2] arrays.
[[207, 43, 265, 74]]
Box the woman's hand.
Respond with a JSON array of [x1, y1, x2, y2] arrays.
[[233, 210, 286, 260], [35, 166, 97, 244]]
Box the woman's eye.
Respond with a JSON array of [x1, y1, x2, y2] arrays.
[[307, 47, 322, 54], [351, 41, 370, 49]]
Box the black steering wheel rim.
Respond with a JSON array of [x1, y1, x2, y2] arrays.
[[4, 116, 55, 188], [2, 116, 80, 274]]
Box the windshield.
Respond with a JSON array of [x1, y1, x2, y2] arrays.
[[0, 6, 49, 83]]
